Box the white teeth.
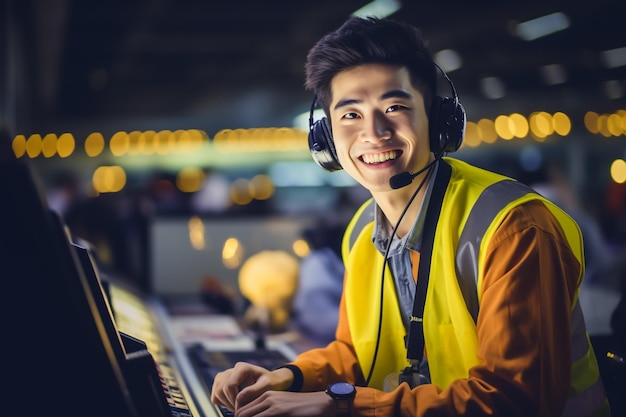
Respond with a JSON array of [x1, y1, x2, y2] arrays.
[[362, 151, 397, 164]]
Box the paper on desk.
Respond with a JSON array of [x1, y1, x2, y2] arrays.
[[168, 315, 255, 350]]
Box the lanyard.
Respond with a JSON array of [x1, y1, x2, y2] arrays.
[[406, 160, 452, 362]]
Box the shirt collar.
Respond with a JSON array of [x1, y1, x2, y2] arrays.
[[372, 161, 440, 257]]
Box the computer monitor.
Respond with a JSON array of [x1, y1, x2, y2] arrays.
[[0, 138, 168, 417], [150, 215, 314, 297]]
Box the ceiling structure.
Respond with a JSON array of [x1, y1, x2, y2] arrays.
[[7, 0, 626, 138]]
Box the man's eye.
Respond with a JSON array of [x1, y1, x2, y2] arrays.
[[342, 112, 359, 119], [387, 104, 406, 112]]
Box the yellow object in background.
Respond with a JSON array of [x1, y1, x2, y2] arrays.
[[238, 250, 300, 331]]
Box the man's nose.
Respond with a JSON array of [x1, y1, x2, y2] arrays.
[[361, 112, 392, 142]]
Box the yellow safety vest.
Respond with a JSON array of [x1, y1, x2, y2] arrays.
[[342, 157, 610, 416]]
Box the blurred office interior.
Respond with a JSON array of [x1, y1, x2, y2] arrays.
[[2, 0, 625, 332]]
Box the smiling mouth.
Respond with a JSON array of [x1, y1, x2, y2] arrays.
[[361, 150, 400, 165]]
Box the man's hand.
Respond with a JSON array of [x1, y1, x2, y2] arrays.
[[234, 391, 336, 417], [210, 362, 294, 411]]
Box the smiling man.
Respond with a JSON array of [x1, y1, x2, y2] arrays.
[[210, 16, 610, 417]]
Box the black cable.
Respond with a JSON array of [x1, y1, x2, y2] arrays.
[[364, 157, 439, 386]]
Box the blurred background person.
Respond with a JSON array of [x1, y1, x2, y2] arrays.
[[190, 168, 231, 214], [292, 219, 345, 346]]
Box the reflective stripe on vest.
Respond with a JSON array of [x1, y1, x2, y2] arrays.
[[344, 199, 375, 261], [456, 179, 532, 322], [565, 301, 611, 416]]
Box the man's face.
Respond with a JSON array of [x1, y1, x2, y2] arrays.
[[328, 63, 432, 193]]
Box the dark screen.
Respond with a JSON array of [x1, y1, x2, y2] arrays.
[[0, 137, 138, 416]]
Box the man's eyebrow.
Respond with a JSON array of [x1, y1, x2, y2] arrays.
[[333, 89, 413, 111], [333, 98, 360, 111], [380, 89, 413, 101]]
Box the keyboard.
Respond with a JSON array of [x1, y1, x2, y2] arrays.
[[108, 282, 294, 417], [110, 284, 194, 417], [186, 344, 291, 417]]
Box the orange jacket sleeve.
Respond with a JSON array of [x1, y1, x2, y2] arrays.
[[290, 200, 580, 417]]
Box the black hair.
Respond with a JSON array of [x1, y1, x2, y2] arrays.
[[304, 16, 437, 115]]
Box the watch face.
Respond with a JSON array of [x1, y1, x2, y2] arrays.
[[330, 382, 355, 396]]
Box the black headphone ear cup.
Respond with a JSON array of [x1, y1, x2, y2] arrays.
[[429, 96, 466, 156], [308, 117, 342, 172]]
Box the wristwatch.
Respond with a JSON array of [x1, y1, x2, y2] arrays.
[[325, 382, 356, 417]]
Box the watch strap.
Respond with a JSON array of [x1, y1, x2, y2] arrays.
[[334, 399, 352, 417]]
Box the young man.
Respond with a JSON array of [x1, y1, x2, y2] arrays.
[[210, 17, 610, 417]]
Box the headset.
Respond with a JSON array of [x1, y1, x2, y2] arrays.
[[307, 63, 466, 172]]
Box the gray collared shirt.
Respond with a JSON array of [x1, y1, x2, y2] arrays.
[[371, 161, 439, 332]]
